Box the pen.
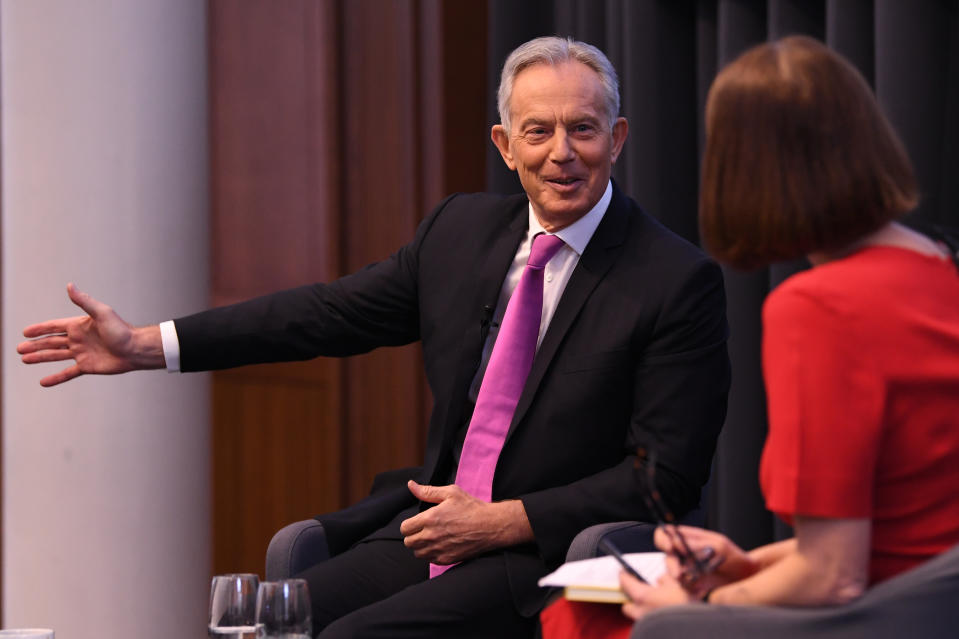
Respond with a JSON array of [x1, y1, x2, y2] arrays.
[[598, 537, 646, 583]]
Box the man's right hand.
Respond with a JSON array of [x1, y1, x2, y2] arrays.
[[17, 283, 166, 387]]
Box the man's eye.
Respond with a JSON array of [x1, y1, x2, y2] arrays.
[[573, 124, 595, 134]]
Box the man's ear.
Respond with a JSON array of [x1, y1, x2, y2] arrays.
[[490, 124, 516, 171], [610, 117, 629, 165]]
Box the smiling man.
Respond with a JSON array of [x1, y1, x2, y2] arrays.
[[491, 55, 627, 232], [19, 37, 729, 638]]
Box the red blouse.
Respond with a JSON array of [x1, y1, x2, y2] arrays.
[[760, 246, 959, 584], [543, 246, 959, 637]]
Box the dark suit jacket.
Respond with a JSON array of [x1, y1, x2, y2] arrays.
[[174, 184, 730, 614]]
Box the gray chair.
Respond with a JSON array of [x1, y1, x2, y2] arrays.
[[266, 507, 704, 581], [565, 499, 709, 562], [266, 518, 330, 580], [268, 467, 709, 579], [565, 483, 708, 562], [266, 468, 419, 580], [630, 542, 959, 639], [566, 520, 659, 562]]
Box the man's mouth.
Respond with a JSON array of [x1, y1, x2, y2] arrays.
[[546, 176, 582, 186]]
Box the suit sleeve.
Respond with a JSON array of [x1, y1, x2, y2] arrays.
[[520, 257, 730, 567], [173, 195, 456, 372]]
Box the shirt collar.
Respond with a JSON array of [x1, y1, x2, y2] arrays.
[[527, 180, 612, 256]]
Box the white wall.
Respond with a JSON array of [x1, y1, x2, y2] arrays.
[[1, 2, 210, 637]]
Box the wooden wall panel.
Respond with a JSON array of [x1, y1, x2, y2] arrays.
[[339, 1, 429, 503], [208, 0, 345, 576], [337, 0, 490, 502], [212, 361, 343, 575], [435, 1, 491, 197], [208, 0, 488, 575], [209, 0, 340, 303]]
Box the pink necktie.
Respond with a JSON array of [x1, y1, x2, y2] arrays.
[[430, 233, 565, 578]]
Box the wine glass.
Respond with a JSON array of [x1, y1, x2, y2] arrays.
[[209, 573, 260, 639], [255, 578, 312, 638]]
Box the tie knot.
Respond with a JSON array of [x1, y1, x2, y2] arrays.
[[528, 233, 565, 268]]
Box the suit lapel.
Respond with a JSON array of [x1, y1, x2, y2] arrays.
[[442, 202, 528, 442], [506, 189, 631, 440]]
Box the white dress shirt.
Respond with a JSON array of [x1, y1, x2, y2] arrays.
[[466, 181, 612, 400]]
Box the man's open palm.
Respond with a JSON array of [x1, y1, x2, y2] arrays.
[[18, 283, 162, 386]]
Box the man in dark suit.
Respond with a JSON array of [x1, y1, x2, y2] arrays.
[[19, 36, 728, 638]]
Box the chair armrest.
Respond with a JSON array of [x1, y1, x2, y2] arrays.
[[566, 521, 658, 562], [630, 542, 959, 639], [565, 500, 707, 562], [566, 481, 709, 562], [631, 604, 821, 639], [265, 519, 330, 580]]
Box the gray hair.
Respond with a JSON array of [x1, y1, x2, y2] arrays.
[[497, 36, 621, 134]]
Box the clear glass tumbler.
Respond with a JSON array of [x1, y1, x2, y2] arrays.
[[208, 573, 260, 639], [255, 578, 312, 639]]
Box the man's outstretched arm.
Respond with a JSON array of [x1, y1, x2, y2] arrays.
[[17, 283, 166, 387]]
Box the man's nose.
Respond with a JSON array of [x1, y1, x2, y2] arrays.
[[548, 129, 575, 163]]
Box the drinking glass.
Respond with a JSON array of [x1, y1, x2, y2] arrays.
[[209, 573, 260, 639], [255, 578, 312, 639]]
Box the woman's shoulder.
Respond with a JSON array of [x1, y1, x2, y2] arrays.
[[766, 246, 955, 318]]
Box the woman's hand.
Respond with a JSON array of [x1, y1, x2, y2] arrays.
[[619, 571, 697, 621], [655, 525, 759, 596], [617, 526, 762, 621]]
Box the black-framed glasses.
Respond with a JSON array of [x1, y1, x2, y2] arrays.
[[635, 446, 715, 585]]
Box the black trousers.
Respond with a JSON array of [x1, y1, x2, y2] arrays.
[[296, 537, 537, 639]]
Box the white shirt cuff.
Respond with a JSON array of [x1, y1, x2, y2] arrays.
[[159, 320, 181, 372]]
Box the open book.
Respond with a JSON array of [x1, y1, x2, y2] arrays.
[[538, 552, 667, 603]]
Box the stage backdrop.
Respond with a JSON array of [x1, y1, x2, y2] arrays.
[[485, 0, 959, 550], [204, 0, 958, 575]]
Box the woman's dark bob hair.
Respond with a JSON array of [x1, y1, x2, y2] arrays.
[[699, 36, 918, 269]]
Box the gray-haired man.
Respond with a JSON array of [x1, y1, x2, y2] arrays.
[[20, 36, 728, 637]]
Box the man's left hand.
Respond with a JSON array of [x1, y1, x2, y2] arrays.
[[399, 480, 534, 565]]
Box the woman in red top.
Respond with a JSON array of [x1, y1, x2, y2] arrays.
[[625, 33, 959, 616], [542, 35, 959, 635]]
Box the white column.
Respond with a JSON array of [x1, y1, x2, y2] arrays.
[[2, 2, 210, 638]]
